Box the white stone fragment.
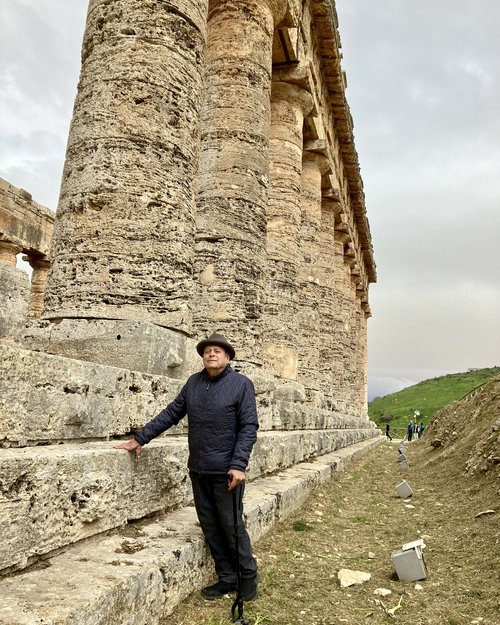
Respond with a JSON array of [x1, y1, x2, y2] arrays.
[[337, 568, 371, 587], [374, 588, 392, 597]]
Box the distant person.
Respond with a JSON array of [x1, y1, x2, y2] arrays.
[[385, 423, 392, 441], [407, 422, 414, 442], [418, 422, 425, 438]]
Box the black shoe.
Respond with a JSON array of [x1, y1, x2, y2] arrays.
[[201, 580, 237, 600], [241, 576, 258, 601]]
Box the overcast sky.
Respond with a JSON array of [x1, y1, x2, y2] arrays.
[[1, 1, 499, 399]]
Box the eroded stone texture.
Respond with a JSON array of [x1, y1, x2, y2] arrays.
[[0, 430, 379, 573], [297, 153, 330, 391], [0, 343, 186, 446], [0, 177, 54, 257], [0, 440, 191, 573], [0, 2, 379, 617], [0, 266, 29, 338], [24, 257, 50, 320], [194, 0, 287, 364], [0, 178, 55, 332], [43, 0, 209, 333], [262, 82, 314, 379], [19, 319, 200, 378], [318, 196, 340, 402]]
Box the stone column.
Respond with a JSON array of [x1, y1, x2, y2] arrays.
[[262, 82, 314, 379], [194, 0, 287, 363], [318, 196, 340, 405], [331, 225, 362, 415], [356, 304, 369, 415], [0, 240, 29, 337], [297, 152, 330, 392], [25, 256, 51, 320], [43, 0, 208, 334]]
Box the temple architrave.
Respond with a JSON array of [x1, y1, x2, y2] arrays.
[[0, 1, 380, 622]]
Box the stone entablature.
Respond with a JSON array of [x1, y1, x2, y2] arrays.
[[0, 177, 54, 258]]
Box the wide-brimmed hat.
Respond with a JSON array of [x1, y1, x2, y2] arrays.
[[196, 333, 235, 360]]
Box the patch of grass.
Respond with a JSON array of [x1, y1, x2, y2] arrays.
[[292, 519, 313, 531], [351, 515, 370, 524]]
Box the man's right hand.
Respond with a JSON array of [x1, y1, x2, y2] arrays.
[[114, 438, 142, 458]]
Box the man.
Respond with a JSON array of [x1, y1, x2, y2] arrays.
[[114, 333, 259, 601], [407, 422, 413, 442], [385, 423, 392, 441]]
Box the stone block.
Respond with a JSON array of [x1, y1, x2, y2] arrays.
[[0, 177, 54, 255], [0, 342, 184, 445], [19, 319, 200, 378], [1, 430, 382, 573], [0, 440, 191, 573]]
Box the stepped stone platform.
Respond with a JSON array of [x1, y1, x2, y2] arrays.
[[0, 342, 380, 621], [1, 342, 374, 446], [0, 437, 383, 625]]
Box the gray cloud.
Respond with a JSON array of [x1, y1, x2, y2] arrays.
[[336, 0, 500, 398]]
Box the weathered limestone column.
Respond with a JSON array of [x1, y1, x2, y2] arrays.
[[356, 304, 369, 414], [0, 241, 29, 338], [318, 195, 340, 404], [330, 224, 361, 414], [194, 0, 288, 363], [25, 256, 50, 320], [43, 0, 209, 334], [262, 82, 314, 379], [297, 152, 330, 392]]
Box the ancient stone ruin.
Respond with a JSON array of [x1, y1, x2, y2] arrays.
[[0, 1, 380, 623]]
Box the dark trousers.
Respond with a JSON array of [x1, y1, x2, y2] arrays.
[[190, 473, 258, 584]]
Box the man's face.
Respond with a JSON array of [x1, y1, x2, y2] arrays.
[[202, 344, 230, 377]]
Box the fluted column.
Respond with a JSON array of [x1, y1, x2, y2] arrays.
[[297, 152, 330, 391], [330, 223, 361, 414], [318, 196, 339, 404], [25, 256, 51, 320], [43, 0, 208, 333], [262, 82, 314, 379], [356, 304, 369, 414], [194, 0, 287, 363]]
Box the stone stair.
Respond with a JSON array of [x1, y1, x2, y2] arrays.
[[0, 340, 382, 622], [0, 438, 383, 625]]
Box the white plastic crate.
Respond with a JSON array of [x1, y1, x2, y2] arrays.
[[391, 539, 427, 581], [396, 480, 413, 498]]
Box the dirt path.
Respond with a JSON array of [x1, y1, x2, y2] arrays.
[[162, 439, 499, 625]]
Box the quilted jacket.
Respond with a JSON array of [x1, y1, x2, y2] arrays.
[[134, 364, 259, 473]]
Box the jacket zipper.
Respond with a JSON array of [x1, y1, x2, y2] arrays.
[[199, 380, 210, 472]]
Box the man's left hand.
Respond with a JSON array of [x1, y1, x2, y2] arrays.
[[227, 469, 245, 491]]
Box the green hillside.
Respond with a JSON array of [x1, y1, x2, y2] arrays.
[[368, 367, 500, 431]]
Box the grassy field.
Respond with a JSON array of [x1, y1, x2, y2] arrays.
[[160, 440, 499, 625], [368, 367, 499, 430]]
